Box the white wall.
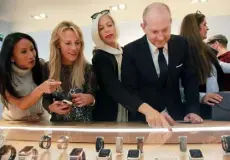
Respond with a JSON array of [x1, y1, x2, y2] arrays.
[[0, 20, 12, 118], [28, 15, 230, 63]]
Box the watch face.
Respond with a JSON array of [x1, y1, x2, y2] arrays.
[[70, 148, 83, 156], [189, 149, 203, 158], [127, 149, 140, 158], [19, 146, 33, 156], [98, 149, 111, 157]]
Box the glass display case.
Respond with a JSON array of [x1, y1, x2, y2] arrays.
[[0, 120, 230, 159]]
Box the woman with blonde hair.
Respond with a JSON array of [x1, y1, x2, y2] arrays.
[[91, 10, 171, 128], [43, 21, 97, 121]]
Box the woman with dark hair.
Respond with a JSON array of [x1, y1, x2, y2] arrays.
[[180, 11, 230, 119], [0, 32, 61, 121]]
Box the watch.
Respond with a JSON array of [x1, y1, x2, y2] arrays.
[[97, 148, 112, 160], [115, 137, 123, 154], [57, 136, 69, 149], [96, 136, 104, 152], [0, 145, 8, 159], [69, 148, 86, 160], [39, 135, 51, 149], [221, 135, 230, 152], [127, 149, 140, 160], [8, 145, 17, 160]]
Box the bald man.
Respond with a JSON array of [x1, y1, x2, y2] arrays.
[[121, 2, 203, 125]]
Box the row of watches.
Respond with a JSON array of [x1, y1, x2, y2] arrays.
[[0, 135, 144, 160], [1, 134, 230, 159]]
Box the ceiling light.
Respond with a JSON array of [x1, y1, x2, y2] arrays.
[[110, 4, 127, 11], [31, 13, 47, 20], [118, 4, 127, 10]]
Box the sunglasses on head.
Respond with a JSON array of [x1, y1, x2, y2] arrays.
[[91, 9, 110, 20]]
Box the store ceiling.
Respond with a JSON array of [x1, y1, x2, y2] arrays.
[[0, 0, 229, 32]]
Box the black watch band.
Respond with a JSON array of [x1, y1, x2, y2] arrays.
[[96, 137, 104, 152]]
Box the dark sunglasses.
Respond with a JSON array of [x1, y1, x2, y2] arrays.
[[91, 9, 110, 20], [196, 10, 201, 14]]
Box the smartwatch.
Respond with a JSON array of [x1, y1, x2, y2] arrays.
[[189, 149, 204, 160], [127, 149, 140, 160], [97, 148, 112, 160], [69, 148, 86, 160]]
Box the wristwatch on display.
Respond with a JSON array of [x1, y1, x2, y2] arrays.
[[179, 136, 187, 153], [0, 145, 9, 159], [115, 137, 123, 154], [221, 135, 230, 153], [39, 135, 51, 149], [136, 137, 144, 153], [69, 148, 86, 160], [31, 148, 38, 160], [96, 136, 104, 152], [8, 145, 17, 160], [97, 148, 112, 160], [57, 136, 69, 149], [127, 149, 141, 160], [188, 149, 204, 160], [18, 146, 34, 159]]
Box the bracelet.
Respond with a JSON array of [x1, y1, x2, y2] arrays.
[[39, 135, 51, 149], [57, 136, 69, 149]]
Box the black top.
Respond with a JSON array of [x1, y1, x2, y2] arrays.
[[121, 35, 200, 121], [42, 62, 97, 121], [92, 49, 143, 121]]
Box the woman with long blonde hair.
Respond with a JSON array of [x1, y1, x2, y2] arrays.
[[42, 21, 97, 121]]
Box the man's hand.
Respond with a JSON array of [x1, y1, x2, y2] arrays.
[[138, 103, 172, 130], [184, 113, 203, 124], [161, 112, 176, 126]]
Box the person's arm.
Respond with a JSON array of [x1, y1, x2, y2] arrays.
[[5, 80, 61, 110], [121, 46, 172, 128], [92, 51, 143, 112], [219, 61, 230, 73], [180, 40, 200, 115]]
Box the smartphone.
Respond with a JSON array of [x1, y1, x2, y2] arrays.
[[189, 149, 204, 160], [127, 149, 140, 160], [176, 120, 192, 124], [52, 92, 73, 105]]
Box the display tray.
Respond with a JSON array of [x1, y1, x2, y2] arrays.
[[1, 141, 230, 160]]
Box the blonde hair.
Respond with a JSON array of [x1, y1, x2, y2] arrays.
[[49, 21, 86, 90]]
